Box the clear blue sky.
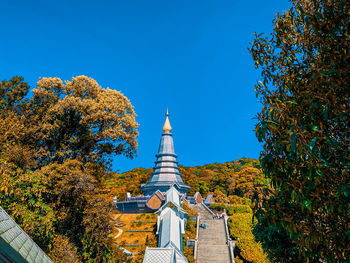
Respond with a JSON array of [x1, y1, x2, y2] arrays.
[[0, 0, 291, 172]]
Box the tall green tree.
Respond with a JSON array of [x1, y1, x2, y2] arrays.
[[250, 0, 349, 262]]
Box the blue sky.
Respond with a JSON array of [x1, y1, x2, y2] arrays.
[[0, 0, 291, 172]]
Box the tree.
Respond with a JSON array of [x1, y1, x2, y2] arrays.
[[28, 76, 139, 168], [0, 76, 29, 116], [0, 160, 56, 251], [250, 0, 349, 262], [0, 75, 138, 262], [213, 189, 229, 204], [40, 160, 126, 262]]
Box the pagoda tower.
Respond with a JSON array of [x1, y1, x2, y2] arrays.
[[141, 109, 190, 196]]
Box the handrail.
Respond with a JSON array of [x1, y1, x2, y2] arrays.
[[196, 215, 200, 240], [223, 216, 230, 242], [194, 215, 200, 261], [201, 203, 215, 217], [224, 215, 235, 263]]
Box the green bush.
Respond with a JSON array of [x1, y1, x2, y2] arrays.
[[229, 195, 249, 205], [210, 203, 252, 215], [210, 203, 227, 211], [227, 205, 252, 215], [228, 213, 269, 263]]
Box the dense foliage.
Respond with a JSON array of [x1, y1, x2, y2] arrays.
[[250, 0, 350, 261], [229, 212, 269, 263], [107, 158, 268, 203], [0, 76, 138, 262], [107, 158, 269, 262]]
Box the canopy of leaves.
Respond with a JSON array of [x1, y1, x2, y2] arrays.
[[249, 0, 349, 261], [0, 76, 138, 262], [229, 212, 270, 263], [0, 76, 29, 115], [30, 75, 139, 167]]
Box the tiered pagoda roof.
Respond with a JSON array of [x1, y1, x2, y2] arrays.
[[141, 109, 190, 196]]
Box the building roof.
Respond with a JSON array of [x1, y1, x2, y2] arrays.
[[165, 187, 181, 207], [156, 187, 187, 215], [174, 249, 188, 263], [204, 194, 215, 204], [141, 110, 190, 195], [143, 247, 175, 263], [158, 208, 182, 250], [141, 111, 189, 263], [156, 202, 186, 217], [0, 206, 52, 263]]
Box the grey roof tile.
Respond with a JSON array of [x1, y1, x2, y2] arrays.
[[143, 247, 175, 263], [0, 206, 52, 263]]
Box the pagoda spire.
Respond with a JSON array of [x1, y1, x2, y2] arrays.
[[141, 109, 190, 196], [162, 108, 172, 133]]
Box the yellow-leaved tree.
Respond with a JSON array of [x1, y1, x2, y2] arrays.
[[28, 75, 138, 168], [0, 75, 139, 262]]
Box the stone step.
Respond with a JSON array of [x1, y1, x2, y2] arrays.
[[197, 245, 230, 263], [191, 203, 231, 263], [199, 241, 227, 245]]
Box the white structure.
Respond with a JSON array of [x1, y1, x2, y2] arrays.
[[143, 187, 188, 263]]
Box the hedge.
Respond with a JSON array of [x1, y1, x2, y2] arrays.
[[228, 213, 270, 263], [210, 203, 252, 215]]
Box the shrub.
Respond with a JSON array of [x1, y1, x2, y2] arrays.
[[210, 203, 227, 212], [182, 201, 199, 216], [210, 203, 252, 215], [227, 205, 252, 215], [229, 195, 251, 205], [228, 213, 269, 263]]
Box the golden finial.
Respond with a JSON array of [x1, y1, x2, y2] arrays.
[[163, 108, 172, 133]]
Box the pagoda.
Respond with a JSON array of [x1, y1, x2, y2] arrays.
[[141, 109, 190, 196]]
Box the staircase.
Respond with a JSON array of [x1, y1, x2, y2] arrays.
[[190, 204, 231, 263]]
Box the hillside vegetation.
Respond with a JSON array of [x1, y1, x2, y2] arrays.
[[106, 158, 268, 202], [105, 157, 270, 263]]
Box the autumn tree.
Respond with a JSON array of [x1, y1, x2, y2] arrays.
[[0, 160, 56, 250], [0, 75, 138, 262], [250, 0, 349, 261], [40, 160, 125, 262], [213, 189, 229, 204], [0, 77, 34, 169], [29, 76, 139, 168], [0, 76, 29, 116]]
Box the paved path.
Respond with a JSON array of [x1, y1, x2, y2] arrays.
[[113, 228, 123, 239], [190, 204, 231, 263]]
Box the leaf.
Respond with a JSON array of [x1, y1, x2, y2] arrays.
[[315, 169, 323, 177], [321, 69, 338, 76], [343, 185, 349, 198], [291, 132, 296, 152], [308, 137, 317, 151], [322, 105, 328, 120], [311, 125, 318, 131]]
